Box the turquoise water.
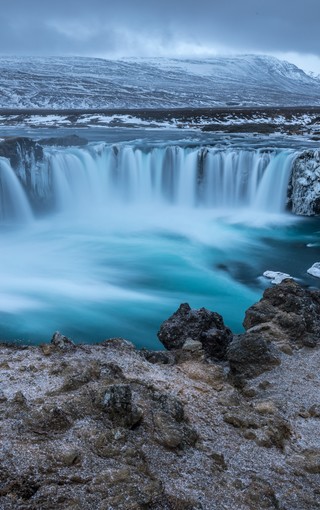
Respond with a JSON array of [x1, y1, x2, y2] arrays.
[[0, 129, 319, 348], [0, 208, 319, 348]]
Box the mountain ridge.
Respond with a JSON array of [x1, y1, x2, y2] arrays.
[[0, 54, 319, 109]]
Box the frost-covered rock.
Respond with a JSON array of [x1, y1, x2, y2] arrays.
[[263, 270, 293, 284], [307, 262, 320, 278], [288, 150, 320, 216]]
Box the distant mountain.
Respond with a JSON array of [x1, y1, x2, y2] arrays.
[[308, 71, 320, 81], [0, 55, 319, 109]]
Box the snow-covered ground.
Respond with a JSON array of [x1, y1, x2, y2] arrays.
[[0, 55, 319, 109], [0, 109, 319, 134]]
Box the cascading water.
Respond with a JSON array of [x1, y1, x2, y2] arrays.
[[1, 140, 318, 348], [0, 157, 33, 223], [4, 143, 296, 219]]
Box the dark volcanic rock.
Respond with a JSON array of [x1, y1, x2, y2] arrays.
[[39, 134, 88, 147], [157, 303, 232, 360], [243, 279, 320, 349], [227, 333, 281, 383]]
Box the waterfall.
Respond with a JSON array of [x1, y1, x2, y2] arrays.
[[0, 142, 315, 347], [0, 144, 298, 223], [0, 157, 33, 223]]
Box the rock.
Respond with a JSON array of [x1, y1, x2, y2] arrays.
[[39, 134, 88, 147], [309, 404, 320, 418], [288, 149, 320, 216], [307, 262, 320, 278], [59, 449, 82, 467], [178, 361, 224, 389], [153, 412, 185, 448], [13, 391, 27, 406], [0, 137, 45, 211], [182, 338, 203, 352], [223, 407, 291, 450], [0, 475, 41, 501], [141, 349, 176, 365], [243, 478, 281, 509], [0, 137, 43, 171], [223, 411, 259, 429], [100, 337, 136, 351], [152, 392, 198, 449], [263, 270, 293, 284], [0, 390, 7, 403], [27, 405, 73, 433], [227, 333, 281, 382], [153, 392, 184, 422], [157, 303, 232, 360], [243, 279, 320, 349], [254, 401, 277, 415], [61, 361, 101, 391], [302, 451, 320, 474], [51, 331, 75, 351], [40, 344, 53, 356], [102, 384, 143, 428], [210, 452, 228, 471]]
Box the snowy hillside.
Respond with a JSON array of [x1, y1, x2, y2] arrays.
[[0, 55, 319, 109]]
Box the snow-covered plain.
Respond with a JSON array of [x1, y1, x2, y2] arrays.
[[0, 55, 320, 109]]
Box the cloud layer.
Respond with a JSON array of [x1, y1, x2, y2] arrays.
[[1, 1, 319, 70]]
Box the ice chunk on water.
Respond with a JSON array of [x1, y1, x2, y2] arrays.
[[307, 263, 320, 278], [263, 270, 293, 284]]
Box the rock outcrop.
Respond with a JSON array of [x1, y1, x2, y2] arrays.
[[288, 149, 320, 215], [157, 303, 232, 360], [243, 278, 320, 349]]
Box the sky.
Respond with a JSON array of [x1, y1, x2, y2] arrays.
[[1, 0, 320, 74]]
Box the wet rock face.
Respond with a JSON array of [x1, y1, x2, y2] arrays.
[[0, 137, 45, 211], [0, 137, 43, 170], [157, 303, 232, 360], [288, 149, 320, 216], [243, 279, 320, 349]]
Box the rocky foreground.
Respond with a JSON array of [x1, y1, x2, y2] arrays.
[[1, 280, 320, 509]]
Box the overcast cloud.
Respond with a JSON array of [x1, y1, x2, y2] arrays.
[[1, 0, 320, 72]]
